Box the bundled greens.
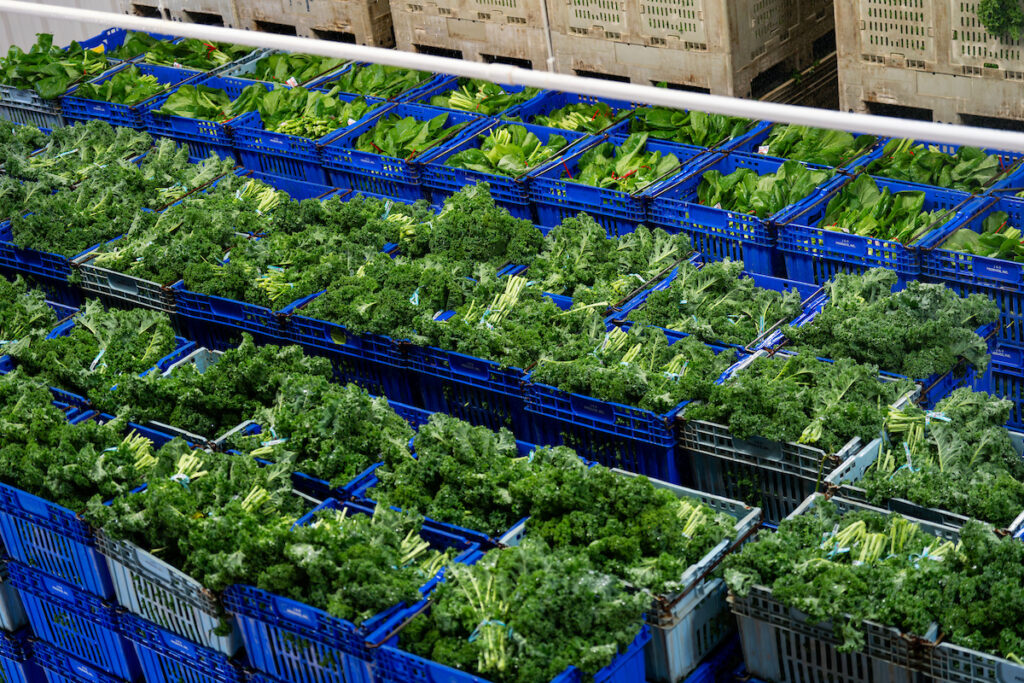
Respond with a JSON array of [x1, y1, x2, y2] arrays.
[[154, 82, 264, 121], [7, 300, 177, 396], [859, 389, 1024, 527], [99, 335, 333, 437], [531, 325, 737, 413], [244, 52, 347, 85], [818, 173, 955, 243], [568, 133, 680, 193], [865, 138, 1004, 193], [759, 124, 876, 167], [228, 375, 415, 488], [0, 276, 59, 344], [726, 498, 1024, 663], [322, 63, 433, 99], [697, 159, 832, 218], [526, 101, 628, 133], [942, 210, 1024, 262], [631, 107, 749, 147], [784, 268, 998, 379], [252, 86, 375, 138], [0, 368, 190, 511], [685, 353, 915, 455], [113, 34, 252, 70], [0, 33, 110, 99], [628, 259, 804, 346], [401, 540, 648, 683], [429, 79, 539, 116], [445, 124, 569, 177], [354, 111, 466, 158], [70, 65, 168, 105]]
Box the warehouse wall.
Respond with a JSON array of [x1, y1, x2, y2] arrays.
[[0, 0, 119, 54]]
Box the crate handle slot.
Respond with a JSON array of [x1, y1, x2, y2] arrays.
[[732, 436, 784, 461], [569, 394, 617, 424], [447, 354, 491, 380]]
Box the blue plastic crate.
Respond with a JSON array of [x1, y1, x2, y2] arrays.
[[678, 635, 741, 683], [278, 291, 415, 404], [375, 622, 651, 683], [504, 90, 639, 133], [865, 138, 1024, 194], [388, 399, 432, 430], [992, 345, 1024, 431], [171, 281, 288, 343], [776, 173, 974, 286], [0, 220, 92, 289], [223, 498, 479, 683], [524, 337, 744, 484], [231, 90, 384, 185], [0, 630, 36, 683], [617, 260, 823, 352], [918, 193, 1024, 351], [645, 152, 836, 277], [531, 133, 710, 236], [145, 74, 278, 162], [411, 77, 544, 117], [119, 612, 245, 683], [727, 121, 883, 170], [248, 171, 341, 199], [307, 64, 448, 102], [33, 640, 124, 683], [419, 120, 590, 219], [320, 102, 485, 201], [61, 63, 203, 129], [78, 27, 180, 61], [9, 562, 140, 679]]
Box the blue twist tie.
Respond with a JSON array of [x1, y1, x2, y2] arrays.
[[381, 200, 393, 219], [468, 620, 509, 643], [410, 288, 420, 306]]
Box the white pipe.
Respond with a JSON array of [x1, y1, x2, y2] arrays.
[[6, 0, 1024, 152]]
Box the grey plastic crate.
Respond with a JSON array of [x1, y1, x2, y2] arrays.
[[72, 254, 176, 314], [827, 428, 1024, 532], [95, 532, 240, 656], [730, 495, 960, 683], [215, 49, 350, 85], [0, 84, 64, 129]]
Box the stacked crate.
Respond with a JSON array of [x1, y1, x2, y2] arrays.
[[837, 0, 1024, 124]]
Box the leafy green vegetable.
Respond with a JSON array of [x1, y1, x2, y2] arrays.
[[865, 138, 1004, 192], [525, 101, 628, 133], [942, 210, 1024, 262], [818, 174, 953, 244], [155, 82, 265, 121], [253, 86, 375, 138], [784, 268, 999, 379], [244, 52, 347, 85], [445, 124, 569, 177], [760, 124, 876, 166], [322, 63, 433, 99], [685, 353, 915, 455], [860, 388, 1024, 528], [98, 335, 333, 437], [70, 65, 168, 105], [0, 33, 110, 99], [7, 300, 177, 396], [531, 325, 736, 413], [429, 79, 539, 116], [355, 112, 466, 158], [628, 259, 804, 346], [977, 0, 1024, 40], [630, 107, 749, 147], [113, 34, 252, 70], [401, 539, 648, 683], [228, 375, 415, 488], [697, 159, 832, 218], [569, 133, 680, 193], [0, 276, 59, 343]]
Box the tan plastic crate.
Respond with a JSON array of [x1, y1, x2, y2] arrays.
[[235, 0, 395, 46], [121, 0, 241, 26]]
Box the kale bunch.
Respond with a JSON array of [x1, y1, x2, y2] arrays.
[[190, 504, 454, 624], [785, 268, 999, 379], [228, 375, 415, 488], [531, 325, 737, 413], [860, 388, 1024, 527], [628, 259, 804, 346], [513, 457, 735, 593], [526, 215, 690, 304], [685, 353, 915, 454], [7, 300, 177, 397], [373, 414, 528, 536], [101, 335, 332, 437], [7, 121, 150, 187], [401, 538, 648, 683], [0, 369, 190, 511], [0, 275, 59, 342]]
